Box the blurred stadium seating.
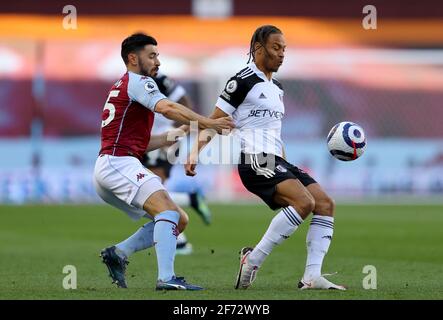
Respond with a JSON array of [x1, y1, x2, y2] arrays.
[[1, 0, 443, 203]]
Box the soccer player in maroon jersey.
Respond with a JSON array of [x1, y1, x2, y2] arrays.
[[93, 33, 234, 290]]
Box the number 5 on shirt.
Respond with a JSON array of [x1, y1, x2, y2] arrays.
[[102, 90, 120, 128]]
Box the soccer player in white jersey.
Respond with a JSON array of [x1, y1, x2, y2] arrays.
[[142, 73, 213, 255], [93, 33, 234, 290], [185, 25, 345, 290]]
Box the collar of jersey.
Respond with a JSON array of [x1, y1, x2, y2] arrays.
[[248, 62, 272, 82], [127, 70, 152, 79]]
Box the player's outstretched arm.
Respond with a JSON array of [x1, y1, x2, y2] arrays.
[[172, 95, 193, 128], [155, 99, 234, 134], [185, 107, 229, 176], [145, 125, 189, 152]]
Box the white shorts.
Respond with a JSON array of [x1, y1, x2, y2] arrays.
[[93, 154, 166, 220]]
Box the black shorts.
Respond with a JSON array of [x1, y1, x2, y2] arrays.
[[238, 152, 317, 210], [142, 149, 173, 178]]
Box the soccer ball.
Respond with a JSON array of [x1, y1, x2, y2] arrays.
[[327, 121, 366, 161]]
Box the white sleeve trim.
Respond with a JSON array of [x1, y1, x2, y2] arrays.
[[216, 97, 236, 115], [152, 97, 168, 112]]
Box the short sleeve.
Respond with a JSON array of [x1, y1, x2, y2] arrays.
[[216, 76, 249, 115], [128, 74, 167, 111], [167, 85, 186, 102], [154, 74, 186, 103]]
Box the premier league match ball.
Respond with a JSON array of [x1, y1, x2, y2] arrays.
[[327, 121, 367, 161]]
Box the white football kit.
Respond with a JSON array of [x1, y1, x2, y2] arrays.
[[216, 62, 285, 157], [145, 73, 187, 168]]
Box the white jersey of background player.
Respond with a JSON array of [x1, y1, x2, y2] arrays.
[[143, 73, 212, 255]]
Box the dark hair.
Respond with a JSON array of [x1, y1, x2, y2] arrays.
[[121, 33, 157, 64], [247, 25, 282, 63]]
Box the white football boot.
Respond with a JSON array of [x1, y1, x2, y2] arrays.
[[298, 273, 346, 290], [235, 247, 259, 289]]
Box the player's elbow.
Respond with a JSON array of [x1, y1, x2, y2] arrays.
[[155, 101, 176, 119]]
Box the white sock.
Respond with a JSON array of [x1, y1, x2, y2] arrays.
[[303, 215, 334, 281], [248, 206, 303, 267], [115, 221, 154, 258], [154, 210, 179, 282], [169, 192, 191, 207]]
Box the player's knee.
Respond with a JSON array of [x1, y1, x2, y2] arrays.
[[144, 191, 180, 215], [293, 197, 315, 217], [315, 196, 335, 216], [303, 197, 316, 215], [323, 197, 336, 216]]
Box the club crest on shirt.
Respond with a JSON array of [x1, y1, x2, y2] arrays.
[[226, 80, 238, 93]]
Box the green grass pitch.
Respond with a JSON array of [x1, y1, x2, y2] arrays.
[[0, 203, 442, 299]]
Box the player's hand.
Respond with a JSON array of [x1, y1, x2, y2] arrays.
[[185, 162, 197, 176], [177, 124, 190, 134], [185, 153, 198, 176], [209, 116, 235, 134]]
